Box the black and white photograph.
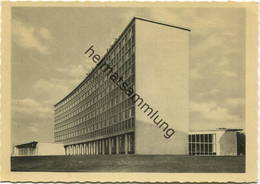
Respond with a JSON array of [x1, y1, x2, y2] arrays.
[[0, 1, 258, 183]]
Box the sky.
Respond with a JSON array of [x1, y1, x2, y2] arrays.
[[11, 7, 245, 145]]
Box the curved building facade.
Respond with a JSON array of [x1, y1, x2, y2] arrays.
[[54, 17, 190, 155], [54, 19, 136, 155]]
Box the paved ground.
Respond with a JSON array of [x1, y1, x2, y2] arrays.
[[11, 155, 245, 172]]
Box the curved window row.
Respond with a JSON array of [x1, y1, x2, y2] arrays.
[[54, 23, 136, 144], [54, 24, 135, 112], [55, 118, 135, 142]]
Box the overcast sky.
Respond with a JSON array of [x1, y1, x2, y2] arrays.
[[11, 7, 245, 145]]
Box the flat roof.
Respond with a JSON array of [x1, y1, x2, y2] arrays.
[[134, 16, 191, 32], [15, 141, 38, 149], [15, 141, 64, 148], [189, 128, 243, 134], [54, 17, 190, 107]]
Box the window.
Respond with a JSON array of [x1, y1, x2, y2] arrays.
[[188, 133, 216, 156]]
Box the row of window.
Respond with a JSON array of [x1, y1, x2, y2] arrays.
[[55, 53, 135, 120], [55, 87, 135, 128], [106, 25, 134, 62], [54, 23, 136, 145], [189, 143, 216, 155], [188, 134, 215, 143], [17, 148, 37, 156], [55, 106, 135, 133], [55, 80, 134, 125], [55, 24, 135, 111], [188, 134, 216, 156], [55, 118, 135, 142], [55, 59, 135, 122]]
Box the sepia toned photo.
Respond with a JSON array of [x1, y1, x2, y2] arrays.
[[0, 1, 258, 183]]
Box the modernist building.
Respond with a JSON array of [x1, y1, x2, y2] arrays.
[[188, 128, 244, 156], [54, 17, 190, 155], [13, 141, 65, 156]]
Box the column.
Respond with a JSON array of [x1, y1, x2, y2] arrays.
[[90, 142, 93, 155], [91, 142, 93, 155], [125, 134, 128, 155], [96, 141, 99, 155], [100, 140, 102, 155], [86, 143, 89, 155], [84, 143, 88, 155], [80, 144, 82, 155], [99, 140, 102, 155], [94, 141, 96, 155], [127, 134, 130, 154], [130, 133, 134, 154], [76, 144, 79, 155], [92, 142, 94, 155], [87, 143, 89, 155], [102, 139, 105, 155], [81, 144, 83, 155], [95, 141, 97, 155], [108, 138, 112, 155], [84, 143, 87, 155], [94, 142, 96, 155], [97, 141, 100, 155], [97, 141, 99, 155], [88, 143, 91, 155], [116, 136, 119, 154], [98, 140, 102, 155]]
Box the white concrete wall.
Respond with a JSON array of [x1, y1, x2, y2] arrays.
[[218, 131, 237, 156], [37, 143, 65, 155], [214, 131, 224, 155], [135, 19, 190, 154]]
